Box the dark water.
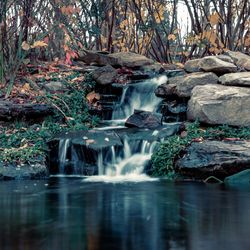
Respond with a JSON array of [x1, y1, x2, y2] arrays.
[[0, 178, 250, 250]]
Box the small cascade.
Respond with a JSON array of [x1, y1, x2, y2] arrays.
[[103, 139, 158, 177], [112, 75, 167, 121], [52, 74, 181, 180], [58, 139, 70, 173]]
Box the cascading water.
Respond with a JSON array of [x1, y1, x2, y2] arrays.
[[55, 75, 169, 180], [112, 75, 167, 122], [58, 139, 70, 173], [85, 76, 167, 180]]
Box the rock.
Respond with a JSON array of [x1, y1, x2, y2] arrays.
[[224, 169, 250, 184], [44, 81, 67, 92], [71, 130, 123, 150], [165, 69, 185, 78], [0, 163, 48, 180], [172, 72, 218, 98], [92, 65, 118, 85], [219, 72, 250, 87], [155, 83, 176, 97], [108, 52, 155, 68], [77, 50, 155, 69], [225, 51, 250, 71], [184, 59, 202, 73], [125, 110, 162, 129], [77, 49, 119, 66], [187, 84, 250, 126], [141, 63, 165, 74], [155, 72, 218, 98], [199, 56, 237, 74], [116, 123, 182, 141], [161, 100, 187, 122], [0, 100, 54, 121], [216, 55, 234, 63], [175, 140, 250, 179]]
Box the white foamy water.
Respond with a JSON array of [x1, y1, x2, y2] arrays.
[[83, 174, 159, 183], [112, 75, 167, 120]]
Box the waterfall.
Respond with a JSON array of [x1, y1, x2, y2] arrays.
[[112, 75, 167, 121], [56, 75, 171, 179], [58, 139, 70, 173], [103, 139, 158, 177]]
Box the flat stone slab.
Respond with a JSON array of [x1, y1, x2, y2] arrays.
[[175, 140, 250, 179], [187, 84, 250, 126], [155, 72, 218, 98], [219, 72, 250, 87], [199, 56, 237, 74], [109, 52, 155, 68]]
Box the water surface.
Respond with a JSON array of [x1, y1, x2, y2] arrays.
[[0, 178, 250, 250]]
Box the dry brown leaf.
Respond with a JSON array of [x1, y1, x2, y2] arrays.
[[21, 41, 30, 51], [86, 139, 95, 146], [86, 91, 100, 104], [31, 41, 48, 48]]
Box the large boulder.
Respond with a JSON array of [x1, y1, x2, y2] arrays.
[[187, 84, 250, 126], [184, 59, 202, 73], [77, 50, 155, 69], [108, 52, 155, 68], [225, 51, 250, 71], [219, 72, 250, 87], [77, 49, 119, 66], [125, 110, 162, 129], [92, 65, 118, 85], [175, 140, 250, 179], [216, 55, 234, 63], [155, 72, 218, 98], [199, 56, 237, 74]]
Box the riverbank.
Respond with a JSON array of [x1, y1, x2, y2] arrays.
[[1, 50, 250, 182]]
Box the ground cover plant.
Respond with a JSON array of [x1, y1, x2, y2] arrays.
[[151, 122, 250, 177]]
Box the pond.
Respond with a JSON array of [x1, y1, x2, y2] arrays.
[[0, 178, 250, 250]]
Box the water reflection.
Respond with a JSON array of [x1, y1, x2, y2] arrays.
[[0, 179, 250, 250]]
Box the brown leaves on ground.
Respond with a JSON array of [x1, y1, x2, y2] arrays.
[[1, 60, 87, 105]]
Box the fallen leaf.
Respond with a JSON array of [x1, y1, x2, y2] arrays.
[[192, 138, 204, 142], [86, 139, 95, 146], [31, 41, 48, 48], [21, 41, 30, 51], [223, 138, 241, 141], [86, 91, 100, 104]]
